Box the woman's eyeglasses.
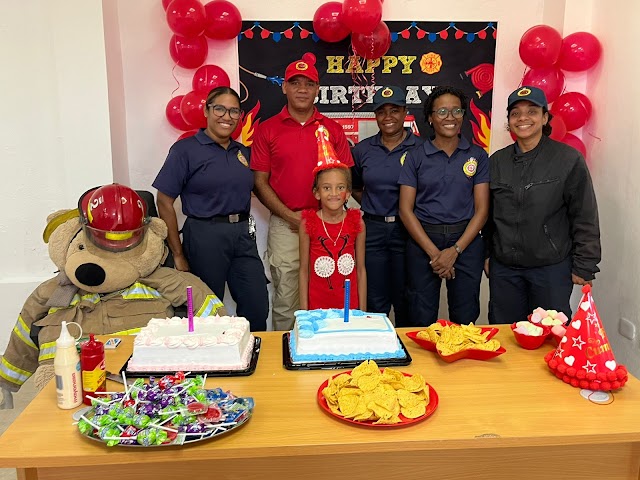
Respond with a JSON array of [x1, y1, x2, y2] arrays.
[[431, 107, 465, 119], [208, 104, 242, 120]]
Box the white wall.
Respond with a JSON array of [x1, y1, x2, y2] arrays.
[[586, 0, 640, 375], [5, 0, 638, 377], [0, 0, 113, 350]]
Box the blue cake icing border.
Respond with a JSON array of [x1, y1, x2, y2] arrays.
[[288, 327, 406, 363], [293, 309, 394, 338]]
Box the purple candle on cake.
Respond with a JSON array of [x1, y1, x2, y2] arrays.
[[187, 286, 194, 332]]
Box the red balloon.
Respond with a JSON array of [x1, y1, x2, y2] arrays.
[[192, 64, 231, 93], [522, 67, 565, 103], [550, 92, 592, 131], [169, 34, 208, 69], [162, 0, 173, 10], [177, 130, 198, 141], [180, 90, 208, 128], [519, 24, 562, 68], [558, 32, 602, 72], [548, 114, 567, 141], [314, 2, 350, 43], [561, 133, 587, 158], [352, 22, 391, 60], [166, 95, 194, 130], [166, 0, 207, 38], [204, 0, 242, 40], [342, 0, 382, 34]]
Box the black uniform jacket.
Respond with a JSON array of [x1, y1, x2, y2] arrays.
[[486, 135, 601, 280]]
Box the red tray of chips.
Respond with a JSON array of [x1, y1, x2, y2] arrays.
[[406, 319, 506, 363], [317, 370, 439, 427]]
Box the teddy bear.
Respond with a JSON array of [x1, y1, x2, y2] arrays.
[[0, 184, 226, 407]]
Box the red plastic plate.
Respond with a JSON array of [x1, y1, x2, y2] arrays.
[[406, 319, 506, 363], [317, 370, 439, 427]]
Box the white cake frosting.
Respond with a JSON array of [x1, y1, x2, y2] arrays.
[[289, 309, 405, 363], [128, 316, 254, 372]]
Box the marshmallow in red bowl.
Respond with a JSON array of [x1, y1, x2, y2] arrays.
[[530, 308, 568, 327], [511, 321, 550, 350]]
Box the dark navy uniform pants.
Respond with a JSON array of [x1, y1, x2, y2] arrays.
[[488, 256, 573, 325], [363, 218, 409, 327], [183, 217, 269, 331], [406, 230, 484, 327]]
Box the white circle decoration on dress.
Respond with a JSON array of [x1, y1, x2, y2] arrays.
[[314, 256, 336, 278], [337, 253, 355, 276]]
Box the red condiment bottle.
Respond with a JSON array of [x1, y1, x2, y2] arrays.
[[80, 334, 106, 405]]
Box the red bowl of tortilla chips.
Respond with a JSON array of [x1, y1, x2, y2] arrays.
[[406, 320, 505, 363]]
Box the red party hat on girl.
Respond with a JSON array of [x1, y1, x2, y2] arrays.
[[313, 124, 348, 174], [544, 285, 628, 391]]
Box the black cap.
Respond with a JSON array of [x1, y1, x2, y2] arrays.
[[507, 86, 548, 110], [372, 86, 406, 110]]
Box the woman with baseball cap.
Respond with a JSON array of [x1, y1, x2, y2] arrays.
[[351, 86, 424, 326], [484, 86, 601, 324]]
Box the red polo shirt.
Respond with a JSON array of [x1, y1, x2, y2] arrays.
[[251, 106, 354, 211]]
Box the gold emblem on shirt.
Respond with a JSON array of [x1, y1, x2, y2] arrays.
[[400, 152, 408, 166], [463, 157, 477, 177], [237, 151, 249, 167]]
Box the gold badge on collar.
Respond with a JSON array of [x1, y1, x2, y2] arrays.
[[237, 151, 249, 167], [463, 157, 477, 177], [296, 61, 308, 71], [517, 87, 531, 97], [400, 152, 407, 166], [381, 87, 393, 98]]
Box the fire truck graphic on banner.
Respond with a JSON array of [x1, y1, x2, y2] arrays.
[[323, 113, 420, 146]]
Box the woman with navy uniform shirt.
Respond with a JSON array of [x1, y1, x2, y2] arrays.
[[352, 86, 424, 327], [398, 86, 489, 327], [153, 86, 268, 331]]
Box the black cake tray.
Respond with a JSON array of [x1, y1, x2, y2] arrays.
[[282, 333, 412, 370], [121, 337, 261, 378]]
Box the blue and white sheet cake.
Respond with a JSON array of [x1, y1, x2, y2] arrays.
[[289, 309, 405, 363]]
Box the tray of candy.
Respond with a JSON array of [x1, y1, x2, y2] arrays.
[[76, 373, 253, 447]]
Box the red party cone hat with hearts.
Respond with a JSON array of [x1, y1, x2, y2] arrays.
[[313, 124, 348, 174], [544, 285, 628, 391]]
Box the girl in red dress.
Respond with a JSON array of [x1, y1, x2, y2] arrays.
[[299, 161, 367, 311]]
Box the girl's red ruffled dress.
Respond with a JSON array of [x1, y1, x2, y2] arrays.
[[302, 208, 362, 310]]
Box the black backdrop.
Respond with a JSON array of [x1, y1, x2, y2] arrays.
[[238, 20, 497, 150]]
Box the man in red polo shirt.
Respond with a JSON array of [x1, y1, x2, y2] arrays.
[[252, 52, 353, 331]]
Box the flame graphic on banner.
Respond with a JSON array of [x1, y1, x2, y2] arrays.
[[235, 101, 262, 147], [469, 100, 491, 153]]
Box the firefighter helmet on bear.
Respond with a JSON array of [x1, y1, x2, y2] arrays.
[[79, 184, 150, 252]]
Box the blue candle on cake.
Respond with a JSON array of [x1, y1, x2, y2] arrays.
[[344, 279, 350, 322]]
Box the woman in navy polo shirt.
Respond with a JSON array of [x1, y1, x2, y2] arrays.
[[398, 86, 489, 326], [352, 86, 424, 327], [153, 86, 268, 331]]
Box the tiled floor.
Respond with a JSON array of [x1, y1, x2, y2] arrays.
[[0, 375, 38, 480]]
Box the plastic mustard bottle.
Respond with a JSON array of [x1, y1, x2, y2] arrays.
[[80, 334, 106, 405], [54, 321, 83, 409]]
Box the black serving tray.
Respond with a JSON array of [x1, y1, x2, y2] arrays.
[[121, 337, 261, 378], [282, 333, 412, 370]]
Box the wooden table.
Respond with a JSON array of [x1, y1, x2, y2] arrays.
[[0, 327, 639, 480]]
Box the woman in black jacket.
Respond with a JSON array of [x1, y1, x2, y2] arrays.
[[485, 86, 601, 324]]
